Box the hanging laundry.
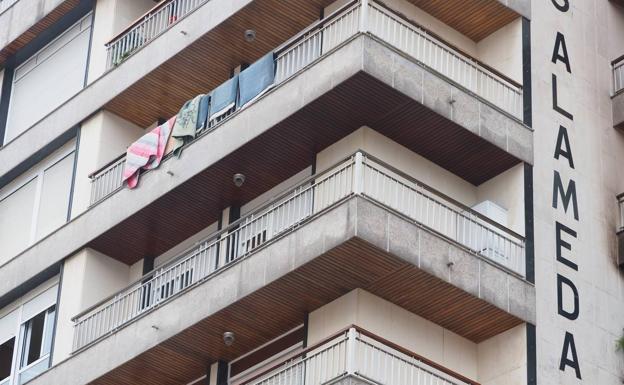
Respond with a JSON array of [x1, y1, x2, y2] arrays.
[[239, 52, 276, 107], [123, 116, 176, 189], [171, 94, 204, 156], [209, 75, 239, 122], [196, 94, 211, 131]]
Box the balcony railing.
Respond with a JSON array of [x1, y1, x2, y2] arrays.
[[73, 151, 525, 352], [614, 56, 624, 95], [619, 194, 624, 232], [105, 0, 208, 69], [91, 0, 525, 207], [367, 2, 523, 118], [237, 326, 476, 385], [89, 154, 126, 204], [617, 194, 624, 268]]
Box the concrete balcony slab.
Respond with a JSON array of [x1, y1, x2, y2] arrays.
[[28, 196, 534, 385]]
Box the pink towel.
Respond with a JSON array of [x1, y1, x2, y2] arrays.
[[123, 116, 176, 189]]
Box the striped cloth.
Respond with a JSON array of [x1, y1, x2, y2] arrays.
[[123, 116, 176, 189]]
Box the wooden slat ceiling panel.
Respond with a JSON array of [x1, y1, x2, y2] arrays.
[[0, 0, 80, 66], [88, 72, 521, 264], [105, 0, 334, 128], [104, 0, 519, 128], [90, 238, 523, 385], [404, 0, 519, 41]]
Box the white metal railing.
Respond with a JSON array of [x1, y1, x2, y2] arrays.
[[89, 156, 126, 205], [91, 0, 525, 206], [274, 2, 360, 82], [366, 2, 523, 119], [248, 332, 349, 385], [73, 151, 525, 352], [244, 327, 471, 385], [614, 58, 624, 95], [72, 158, 355, 352], [105, 0, 207, 69], [0, 0, 19, 15], [361, 158, 525, 275], [618, 194, 624, 232]]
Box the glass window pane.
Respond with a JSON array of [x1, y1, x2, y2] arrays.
[[36, 154, 75, 239], [0, 179, 37, 264], [17, 357, 49, 385], [0, 337, 14, 380], [42, 307, 55, 357], [20, 311, 45, 368]]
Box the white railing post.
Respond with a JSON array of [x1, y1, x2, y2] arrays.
[[359, 0, 369, 33], [353, 152, 364, 195], [345, 327, 358, 375], [619, 196, 624, 231]]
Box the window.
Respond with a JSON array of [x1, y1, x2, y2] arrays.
[[0, 179, 37, 260], [0, 338, 15, 382], [4, 13, 92, 143], [0, 284, 58, 385], [0, 140, 76, 264], [19, 306, 55, 369]]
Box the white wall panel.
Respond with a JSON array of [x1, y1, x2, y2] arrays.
[[4, 15, 91, 143]]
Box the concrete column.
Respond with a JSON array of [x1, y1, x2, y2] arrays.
[[88, 0, 156, 83], [53, 248, 131, 364], [71, 110, 145, 218]]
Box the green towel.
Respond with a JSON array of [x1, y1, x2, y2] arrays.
[[171, 94, 204, 156]]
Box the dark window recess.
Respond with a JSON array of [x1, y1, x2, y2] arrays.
[[20, 305, 55, 368], [22, 312, 45, 366], [0, 337, 15, 380], [159, 269, 194, 301]]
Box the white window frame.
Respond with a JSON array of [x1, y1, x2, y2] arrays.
[[0, 283, 58, 385], [0, 139, 76, 255], [16, 306, 56, 384], [4, 13, 92, 144]]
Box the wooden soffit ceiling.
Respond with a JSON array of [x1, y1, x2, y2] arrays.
[[404, 0, 519, 41], [105, 0, 335, 128], [104, 0, 519, 128], [0, 0, 81, 67], [89, 72, 521, 265], [90, 237, 523, 385]]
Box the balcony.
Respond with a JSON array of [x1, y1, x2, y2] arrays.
[[88, 0, 526, 207], [613, 56, 624, 128], [239, 326, 475, 385], [104, 0, 207, 69], [102, 0, 527, 72], [72, 151, 526, 354], [24, 150, 534, 385], [0, 0, 533, 309]]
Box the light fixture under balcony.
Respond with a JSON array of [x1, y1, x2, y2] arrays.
[[223, 331, 235, 346], [233, 173, 246, 187], [244, 29, 256, 42]]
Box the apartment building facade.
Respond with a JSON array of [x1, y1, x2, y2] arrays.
[[0, 0, 620, 384]]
